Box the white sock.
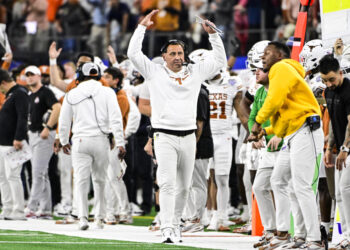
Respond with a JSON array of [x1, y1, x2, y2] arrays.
[[321, 221, 331, 234]]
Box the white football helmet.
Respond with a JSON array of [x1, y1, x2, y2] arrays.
[[250, 40, 270, 69], [245, 48, 254, 69], [299, 39, 326, 72]]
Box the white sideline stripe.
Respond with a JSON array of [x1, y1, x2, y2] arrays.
[[0, 241, 185, 249]]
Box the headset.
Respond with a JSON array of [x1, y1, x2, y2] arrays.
[[160, 39, 191, 64], [75, 62, 101, 83]]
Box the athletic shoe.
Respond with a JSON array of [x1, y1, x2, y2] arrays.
[[253, 231, 275, 248], [78, 217, 89, 230], [35, 210, 53, 220], [119, 214, 133, 224], [233, 223, 252, 234], [24, 208, 37, 219], [131, 202, 144, 216], [329, 239, 349, 250], [5, 212, 27, 221], [182, 218, 200, 232], [259, 234, 291, 250], [218, 224, 231, 231], [174, 226, 182, 243], [149, 213, 161, 231], [93, 218, 104, 229], [105, 215, 117, 225], [298, 241, 325, 249], [161, 228, 175, 243], [227, 206, 241, 217], [275, 236, 305, 249]]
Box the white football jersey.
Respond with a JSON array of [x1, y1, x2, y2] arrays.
[[206, 75, 243, 134]]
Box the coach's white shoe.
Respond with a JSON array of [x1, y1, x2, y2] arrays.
[[93, 218, 104, 229], [161, 228, 175, 243], [78, 217, 89, 230]]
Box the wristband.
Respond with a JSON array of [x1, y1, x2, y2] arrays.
[[44, 123, 54, 130], [50, 58, 57, 65], [55, 134, 59, 140]]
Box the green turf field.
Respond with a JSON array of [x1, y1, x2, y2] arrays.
[[0, 229, 209, 250]]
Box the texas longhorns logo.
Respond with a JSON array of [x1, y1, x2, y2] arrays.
[[170, 75, 189, 85]]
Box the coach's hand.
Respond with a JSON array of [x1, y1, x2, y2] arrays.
[[140, 9, 159, 28], [62, 144, 71, 155], [336, 151, 347, 170], [202, 20, 217, 34], [118, 146, 126, 160], [40, 127, 49, 139], [248, 122, 264, 142], [324, 148, 334, 168], [267, 136, 282, 151], [13, 140, 23, 150]]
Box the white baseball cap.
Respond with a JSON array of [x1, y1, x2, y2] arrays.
[[81, 62, 100, 77], [25, 65, 41, 76]]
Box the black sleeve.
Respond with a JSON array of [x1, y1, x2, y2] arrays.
[[245, 91, 254, 103], [44, 88, 59, 110], [197, 90, 208, 121], [14, 90, 29, 141]]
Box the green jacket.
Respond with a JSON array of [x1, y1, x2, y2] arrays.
[[248, 86, 283, 152]]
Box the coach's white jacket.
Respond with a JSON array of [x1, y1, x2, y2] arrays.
[[59, 79, 125, 147], [127, 25, 226, 131]]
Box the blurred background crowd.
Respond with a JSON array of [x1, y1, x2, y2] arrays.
[[0, 0, 321, 67]]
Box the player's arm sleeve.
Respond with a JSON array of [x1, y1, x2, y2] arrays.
[[256, 63, 292, 125], [197, 32, 227, 80], [124, 97, 141, 139], [14, 91, 29, 141], [248, 98, 258, 133], [107, 89, 125, 147], [59, 97, 73, 146], [127, 25, 157, 80]]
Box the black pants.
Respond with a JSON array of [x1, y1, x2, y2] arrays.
[[229, 138, 240, 207], [48, 153, 61, 208], [124, 135, 153, 214]]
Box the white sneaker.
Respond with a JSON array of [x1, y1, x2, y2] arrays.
[[119, 214, 133, 224], [93, 218, 104, 229], [161, 228, 175, 243], [174, 226, 182, 243], [207, 211, 218, 230], [105, 214, 117, 225], [78, 217, 89, 230], [131, 202, 143, 216]]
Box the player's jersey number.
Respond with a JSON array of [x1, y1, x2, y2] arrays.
[[210, 101, 226, 119]]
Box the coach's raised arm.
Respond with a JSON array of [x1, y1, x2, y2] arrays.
[[127, 9, 227, 81]]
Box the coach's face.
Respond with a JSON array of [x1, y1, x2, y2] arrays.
[[262, 45, 281, 72], [162, 45, 185, 73], [321, 70, 343, 90]]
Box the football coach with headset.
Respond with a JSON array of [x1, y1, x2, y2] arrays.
[[58, 62, 125, 231], [127, 9, 226, 243]]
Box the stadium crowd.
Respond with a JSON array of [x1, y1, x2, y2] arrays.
[[0, 1, 349, 250]]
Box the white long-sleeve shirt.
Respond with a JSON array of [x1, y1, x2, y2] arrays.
[[127, 25, 227, 131], [124, 95, 141, 139], [58, 79, 125, 147]]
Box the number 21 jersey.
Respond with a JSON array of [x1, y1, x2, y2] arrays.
[[206, 76, 243, 134]]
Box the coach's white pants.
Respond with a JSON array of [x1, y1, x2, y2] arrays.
[[335, 156, 350, 240], [106, 147, 129, 216], [0, 146, 25, 217], [253, 150, 278, 230], [58, 151, 72, 206], [72, 136, 109, 220], [28, 131, 55, 213], [272, 125, 323, 241], [154, 132, 196, 229]]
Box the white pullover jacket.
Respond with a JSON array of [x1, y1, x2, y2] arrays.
[[127, 25, 227, 131], [59, 79, 125, 147]]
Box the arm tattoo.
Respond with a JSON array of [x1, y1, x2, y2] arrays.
[[328, 122, 336, 149]]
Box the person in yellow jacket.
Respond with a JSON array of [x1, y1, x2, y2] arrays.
[[249, 41, 325, 249]]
